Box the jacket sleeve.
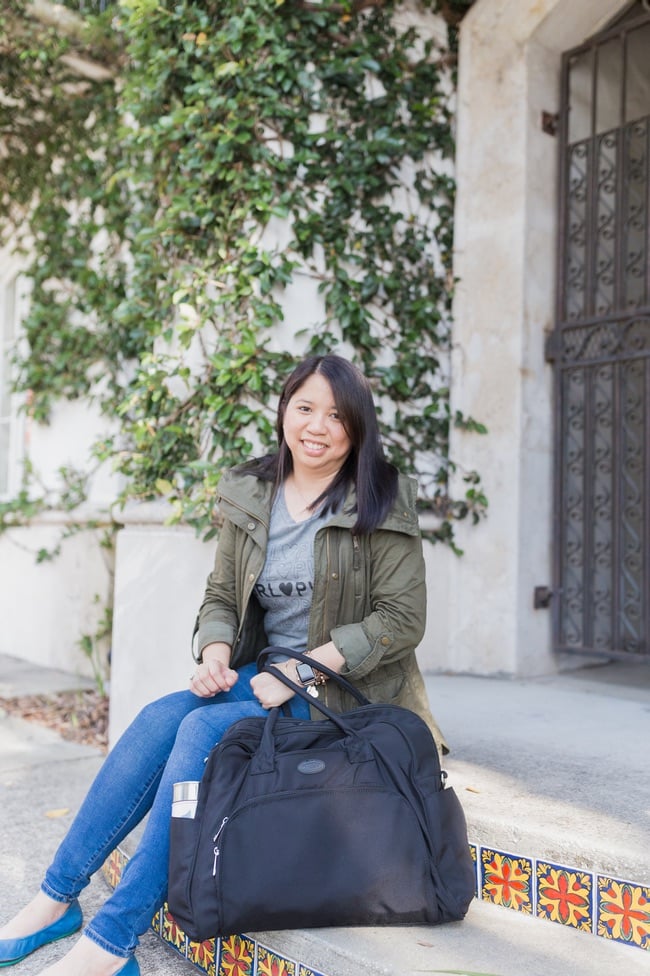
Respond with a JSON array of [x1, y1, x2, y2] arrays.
[[196, 516, 241, 656], [330, 527, 427, 681]]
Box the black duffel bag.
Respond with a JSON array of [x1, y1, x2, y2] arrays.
[[167, 647, 475, 941]]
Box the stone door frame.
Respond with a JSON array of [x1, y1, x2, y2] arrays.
[[446, 0, 633, 675]]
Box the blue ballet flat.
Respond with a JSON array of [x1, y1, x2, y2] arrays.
[[115, 958, 140, 975], [0, 899, 82, 966]]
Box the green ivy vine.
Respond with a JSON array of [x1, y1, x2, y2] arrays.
[[0, 0, 485, 551]]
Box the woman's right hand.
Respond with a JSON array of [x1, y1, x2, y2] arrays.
[[190, 643, 238, 697]]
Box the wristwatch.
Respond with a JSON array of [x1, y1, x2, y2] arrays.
[[296, 662, 319, 698]]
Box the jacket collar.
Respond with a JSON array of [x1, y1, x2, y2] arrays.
[[324, 476, 420, 537], [217, 467, 274, 529], [217, 465, 420, 538]]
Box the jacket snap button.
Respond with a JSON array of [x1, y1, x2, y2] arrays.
[[331, 572, 339, 580], [247, 521, 256, 531], [381, 636, 390, 646], [248, 573, 255, 582]]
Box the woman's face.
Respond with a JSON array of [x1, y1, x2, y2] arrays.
[[282, 372, 352, 479]]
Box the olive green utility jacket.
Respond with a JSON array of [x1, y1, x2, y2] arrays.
[[196, 464, 448, 754]]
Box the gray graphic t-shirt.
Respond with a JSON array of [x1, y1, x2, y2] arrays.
[[254, 487, 322, 651]]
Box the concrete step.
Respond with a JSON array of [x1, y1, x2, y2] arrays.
[[427, 662, 650, 889], [240, 898, 650, 976]]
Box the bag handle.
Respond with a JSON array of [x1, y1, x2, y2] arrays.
[[251, 647, 373, 770], [257, 646, 370, 708]]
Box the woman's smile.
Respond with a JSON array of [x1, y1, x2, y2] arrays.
[[302, 438, 327, 453]]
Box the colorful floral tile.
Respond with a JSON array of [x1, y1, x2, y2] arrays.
[[102, 847, 127, 889], [150, 907, 162, 935], [480, 847, 533, 914], [257, 943, 296, 976], [187, 936, 218, 975], [218, 934, 255, 976], [469, 843, 479, 898], [597, 876, 650, 950], [161, 902, 188, 955], [298, 966, 329, 976], [536, 861, 593, 932]]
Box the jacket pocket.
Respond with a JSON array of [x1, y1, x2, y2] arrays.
[[356, 662, 406, 704]]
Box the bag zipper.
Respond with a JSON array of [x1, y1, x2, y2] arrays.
[[212, 817, 229, 877]]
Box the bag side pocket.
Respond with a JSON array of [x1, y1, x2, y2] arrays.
[[423, 787, 476, 921], [167, 816, 202, 938]]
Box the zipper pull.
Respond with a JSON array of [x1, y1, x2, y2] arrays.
[[212, 817, 229, 877], [213, 816, 229, 843]]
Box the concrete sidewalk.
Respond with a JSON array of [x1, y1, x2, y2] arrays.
[[0, 657, 196, 976], [0, 653, 648, 976]]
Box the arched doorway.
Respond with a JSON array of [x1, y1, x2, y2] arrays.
[[550, 1, 650, 660]]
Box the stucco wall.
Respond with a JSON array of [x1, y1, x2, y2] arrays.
[[0, 258, 116, 679], [0, 519, 113, 679]]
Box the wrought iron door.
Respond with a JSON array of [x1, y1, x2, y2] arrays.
[[550, 3, 650, 660]]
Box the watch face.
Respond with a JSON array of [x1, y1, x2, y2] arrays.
[[296, 662, 316, 685]]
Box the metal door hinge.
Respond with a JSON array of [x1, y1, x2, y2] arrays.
[[545, 330, 562, 363], [541, 111, 559, 136], [534, 586, 554, 609]]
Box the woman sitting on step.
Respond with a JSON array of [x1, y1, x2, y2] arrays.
[[0, 353, 444, 976]]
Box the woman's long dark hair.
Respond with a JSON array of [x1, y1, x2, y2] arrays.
[[244, 355, 398, 535]]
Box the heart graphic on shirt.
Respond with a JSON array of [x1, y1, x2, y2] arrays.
[[279, 582, 293, 596]]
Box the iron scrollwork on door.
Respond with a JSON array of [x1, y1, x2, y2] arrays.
[[551, 3, 650, 659]]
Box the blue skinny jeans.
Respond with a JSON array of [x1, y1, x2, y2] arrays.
[[40, 663, 310, 959]]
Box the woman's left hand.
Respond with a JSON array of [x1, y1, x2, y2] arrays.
[[250, 670, 295, 709]]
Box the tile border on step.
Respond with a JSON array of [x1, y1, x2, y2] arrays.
[[102, 839, 649, 976], [470, 842, 649, 951]]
